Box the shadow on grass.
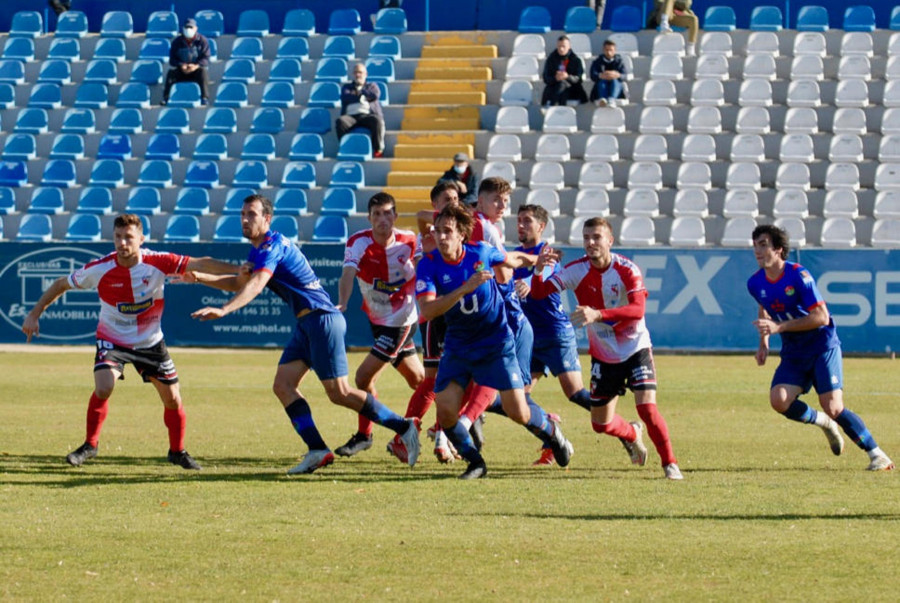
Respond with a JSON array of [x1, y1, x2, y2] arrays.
[[488, 510, 900, 521]]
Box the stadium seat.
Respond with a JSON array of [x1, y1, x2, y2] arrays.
[[222, 59, 256, 84], [324, 35, 356, 60], [3, 134, 37, 161], [843, 6, 875, 32], [735, 107, 770, 134], [277, 37, 310, 61], [590, 107, 626, 134], [534, 134, 571, 162], [373, 8, 407, 34], [194, 134, 227, 160], [233, 160, 267, 189], [0, 60, 25, 85], [0, 188, 16, 214], [775, 163, 811, 191], [261, 82, 295, 108], [283, 9, 315, 36], [321, 188, 357, 215], [686, 106, 722, 134], [609, 5, 642, 32], [794, 32, 827, 57], [835, 80, 869, 108], [0, 161, 27, 187], [872, 219, 900, 247], [690, 79, 725, 107], [30, 188, 66, 214], [513, 33, 545, 57], [211, 215, 244, 242], [525, 189, 561, 217], [41, 160, 76, 188], [824, 189, 859, 219], [739, 79, 773, 107], [874, 191, 900, 219], [500, 81, 533, 106], [875, 163, 900, 191], [101, 11, 133, 37], [220, 188, 254, 214], [164, 215, 200, 242], [89, 158, 125, 188], [337, 133, 373, 161], [77, 187, 113, 215], [365, 57, 395, 83], [883, 108, 900, 135], [563, 6, 595, 33], [184, 160, 220, 188], [879, 135, 900, 162], [677, 162, 712, 191], [97, 133, 132, 160], [669, 217, 706, 247], [308, 82, 341, 108], [0, 84, 14, 109], [250, 108, 284, 134], [784, 108, 819, 134], [117, 82, 150, 108], [137, 160, 173, 188], [65, 214, 102, 242], [649, 54, 683, 80], [145, 133, 180, 160], [369, 35, 402, 61], [155, 107, 190, 134], [720, 216, 757, 246], [269, 58, 303, 84], [14, 109, 49, 135], [84, 59, 118, 85], [883, 80, 900, 107], [147, 11, 178, 38], [129, 60, 163, 85], [892, 6, 900, 31], [790, 55, 824, 81], [624, 189, 660, 217], [583, 134, 619, 162], [194, 10, 224, 38], [330, 162, 365, 189], [529, 162, 565, 191], [750, 6, 783, 31], [819, 217, 856, 248], [10, 11, 42, 38], [746, 31, 779, 56], [214, 82, 249, 108], [825, 163, 860, 191], [578, 162, 614, 190], [673, 189, 709, 217], [482, 161, 517, 187], [505, 56, 540, 82], [779, 134, 814, 162], [618, 216, 656, 246], [230, 37, 264, 61], [139, 38, 170, 62], [643, 80, 677, 106], [486, 134, 522, 162], [633, 135, 668, 162], [699, 31, 732, 56], [797, 6, 829, 32], [495, 106, 530, 134], [274, 189, 309, 215], [730, 134, 765, 162], [201, 109, 235, 135], [695, 54, 729, 80], [726, 163, 762, 190], [328, 9, 361, 35], [312, 215, 349, 242], [56, 10, 89, 37], [654, 33, 686, 57], [830, 134, 864, 162], [288, 134, 324, 162], [542, 106, 577, 134], [518, 6, 551, 33], [743, 54, 777, 81], [238, 10, 270, 37], [16, 214, 53, 242], [703, 6, 736, 31], [573, 189, 610, 217], [3, 37, 34, 62], [174, 187, 211, 215], [786, 80, 821, 108], [841, 32, 874, 58], [241, 134, 276, 161], [773, 190, 809, 218], [723, 189, 760, 218], [832, 108, 867, 135], [681, 134, 716, 162], [95, 38, 126, 63], [774, 217, 806, 246], [61, 108, 96, 134], [38, 60, 72, 85], [640, 107, 675, 135]]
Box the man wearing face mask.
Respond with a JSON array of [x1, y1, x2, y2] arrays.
[[162, 18, 211, 106], [437, 153, 478, 206], [336, 63, 385, 158]]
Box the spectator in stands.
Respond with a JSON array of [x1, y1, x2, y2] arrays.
[[589, 39, 627, 107], [437, 153, 478, 206], [540, 35, 588, 107], [48, 0, 70, 16], [650, 0, 699, 56], [162, 18, 211, 106], [336, 63, 386, 158]]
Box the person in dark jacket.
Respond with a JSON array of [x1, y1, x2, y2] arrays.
[[438, 153, 479, 206], [540, 35, 588, 107], [336, 63, 386, 157], [590, 39, 627, 107], [162, 18, 211, 105]]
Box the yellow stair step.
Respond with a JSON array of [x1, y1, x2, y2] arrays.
[[421, 45, 498, 58], [390, 159, 453, 171], [407, 91, 486, 105], [395, 199, 433, 213], [404, 106, 480, 119], [393, 144, 474, 158], [384, 187, 431, 200], [410, 81, 486, 93], [396, 132, 475, 146], [426, 33, 490, 46], [394, 215, 421, 230], [388, 172, 445, 187], [416, 58, 495, 69], [401, 117, 480, 130], [414, 66, 492, 80]]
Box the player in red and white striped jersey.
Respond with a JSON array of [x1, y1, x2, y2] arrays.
[[22, 214, 237, 470]]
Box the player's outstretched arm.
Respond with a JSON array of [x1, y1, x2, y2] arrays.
[[417, 271, 493, 321], [22, 276, 72, 342], [185, 256, 242, 275], [191, 269, 272, 321]]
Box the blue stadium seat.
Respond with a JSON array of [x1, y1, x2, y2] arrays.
[[892, 6, 900, 30], [289, 133, 324, 161], [30, 187, 65, 213], [169, 82, 202, 107], [374, 8, 407, 34], [703, 6, 737, 31], [238, 10, 270, 37], [145, 133, 180, 160], [750, 6, 784, 31], [139, 214, 153, 240], [369, 35, 401, 60], [129, 60, 163, 84], [564, 6, 596, 33], [241, 134, 276, 160], [223, 188, 256, 214], [48, 38, 80, 61], [519, 6, 551, 33], [271, 215, 299, 241], [117, 82, 150, 108], [10, 12, 42, 38], [365, 57, 395, 83], [193, 134, 228, 160], [269, 58, 303, 83], [97, 134, 132, 160], [139, 38, 170, 62], [164, 215, 200, 242], [174, 187, 211, 215], [330, 161, 365, 189], [203, 108, 237, 134], [337, 132, 373, 161], [277, 36, 310, 60], [88, 158, 125, 188], [15, 109, 49, 134], [274, 189, 309, 215], [49, 133, 85, 160], [55, 11, 88, 38], [195, 10, 224, 38], [796, 6, 829, 31], [214, 82, 249, 108], [101, 11, 134, 38], [321, 187, 357, 215], [328, 9, 361, 35], [66, 214, 102, 242], [0, 83, 15, 109], [155, 107, 190, 134], [308, 82, 341, 108], [233, 160, 268, 188], [108, 108, 143, 134], [609, 5, 642, 32], [0, 161, 27, 187], [147, 11, 178, 38], [298, 107, 333, 134], [250, 108, 284, 134], [222, 59, 256, 84], [84, 59, 118, 85], [312, 215, 348, 242], [230, 37, 264, 61], [137, 160, 173, 188], [261, 81, 296, 108], [283, 8, 316, 36], [315, 57, 348, 81], [280, 162, 316, 188], [213, 215, 245, 242], [61, 108, 96, 134], [0, 60, 25, 85], [38, 60, 71, 85], [29, 83, 62, 109], [17, 214, 53, 242], [843, 6, 876, 32], [323, 35, 356, 60], [94, 38, 127, 63], [125, 187, 162, 215], [3, 134, 36, 161], [41, 160, 76, 188], [0, 188, 16, 214], [3, 37, 35, 62], [207, 39, 219, 62], [77, 187, 113, 214]]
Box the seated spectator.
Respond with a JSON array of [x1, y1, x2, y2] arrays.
[[49, 0, 71, 15], [437, 153, 478, 206], [590, 39, 627, 107], [162, 18, 211, 106], [336, 63, 385, 158], [540, 35, 588, 107], [651, 0, 699, 56]]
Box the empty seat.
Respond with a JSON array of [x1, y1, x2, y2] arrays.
[[65, 214, 102, 242], [10, 11, 42, 38], [841, 31, 873, 57], [374, 8, 407, 35], [681, 134, 716, 162], [214, 82, 249, 108], [643, 79, 677, 106], [534, 135, 570, 162], [495, 106, 530, 133], [624, 189, 660, 217], [739, 79, 773, 107], [289, 134, 324, 161], [573, 189, 610, 217], [673, 189, 709, 217], [274, 189, 309, 215], [784, 108, 819, 134], [529, 162, 565, 190], [315, 57, 348, 82], [825, 163, 860, 190], [277, 36, 310, 61], [649, 54, 683, 80], [524, 189, 561, 217], [328, 9, 361, 35], [313, 216, 349, 242], [184, 160, 220, 188], [639, 107, 674, 134], [627, 162, 663, 190], [84, 59, 118, 85], [297, 108, 332, 135], [61, 108, 96, 134], [283, 8, 316, 37], [832, 108, 867, 135], [779, 134, 814, 162], [838, 56, 871, 81], [0, 161, 27, 187], [883, 80, 900, 108], [280, 161, 316, 189], [874, 190, 900, 219], [308, 81, 341, 108], [690, 78, 725, 106], [125, 187, 162, 215], [824, 189, 859, 219], [632, 135, 668, 161], [723, 190, 760, 218], [872, 219, 900, 247], [726, 163, 762, 190], [3, 37, 35, 62], [117, 82, 150, 108], [512, 34, 545, 57], [321, 188, 357, 215], [164, 215, 200, 242], [505, 56, 540, 82], [76, 187, 113, 215], [735, 107, 770, 134], [145, 133, 180, 160], [241, 134, 276, 161], [41, 160, 76, 188], [97, 133, 132, 160], [819, 217, 856, 248], [843, 5, 875, 32], [743, 54, 777, 81], [699, 31, 732, 56], [773, 189, 809, 218], [730, 134, 766, 162], [787, 80, 821, 108], [137, 160, 173, 188], [271, 216, 300, 241], [0, 60, 25, 85], [875, 163, 900, 191], [229, 37, 264, 62], [608, 32, 639, 57], [583, 134, 619, 161], [696, 54, 729, 80], [129, 60, 163, 85], [499, 80, 533, 106], [720, 216, 757, 246], [337, 133, 373, 161], [687, 106, 722, 134], [3, 134, 37, 161], [233, 160, 268, 189], [750, 6, 783, 31], [746, 31, 779, 56], [16, 214, 53, 242], [173, 188, 211, 215], [704, 6, 736, 31], [89, 158, 125, 188], [238, 9, 270, 37], [774, 217, 806, 246], [323, 35, 355, 60], [834, 79, 869, 108], [578, 162, 614, 190], [261, 81, 295, 108], [590, 107, 626, 134], [269, 58, 302, 84], [250, 108, 284, 134], [101, 11, 133, 37], [138, 37, 170, 62], [95, 38, 126, 63], [677, 162, 712, 190], [30, 188, 66, 214], [618, 216, 656, 246], [518, 5, 551, 33], [882, 108, 900, 135], [669, 217, 706, 247], [829, 134, 864, 162], [482, 161, 517, 187], [222, 59, 256, 84], [147, 11, 178, 38], [776, 163, 811, 190], [653, 33, 686, 56], [790, 55, 824, 81], [365, 57, 395, 83], [797, 6, 829, 32], [38, 60, 72, 85], [879, 135, 900, 161], [793, 32, 827, 57], [155, 107, 189, 134], [487, 134, 522, 161], [55, 10, 89, 38], [14, 108, 49, 135], [0, 83, 14, 109]]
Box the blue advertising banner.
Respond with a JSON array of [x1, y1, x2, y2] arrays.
[[0, 243, 897, 354]]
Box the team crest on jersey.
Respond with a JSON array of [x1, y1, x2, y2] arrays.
[[117, 299, 153, 314], [474, 261, 485, 271], [785, 286, 795, 296], [416, 280, 426, 292], [610, 284, 620, 297]]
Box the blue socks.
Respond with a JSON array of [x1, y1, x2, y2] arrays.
[[443, 421, 483, 463], [569, 389, 592, 411], [359, 394, 409, 434], [285, 397, 328, 451], [835, 408, 877, 451], [485, 394, 505, 416], [523, 393, 555, 444], [782, 399, 818, 424]]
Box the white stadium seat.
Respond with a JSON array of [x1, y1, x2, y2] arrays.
[[578, 161, 614, 189], [840, 32, 873, 57], [699, 32, 732, 57], [583, 134, 619, 161], [774, 217, 807, 247], [673, 189, 709, 217], [735, 107, 770, 134], [690, 79, 725, 106], [825, 163, 861, 191], [495, 106, 530, 133], [790, 55, 824, 81], [668, 216, 706, 247], [783, 107, 818, 134], [499, 80, 534, 106], [482, 161, 517, 187], [632, 134, 668, 161], [834, 79, 869, 108], [874, 191, 900, 219], [534, 134, 571, 162], [775, 163, 811, 191], [730, 134, 766, 162], [676, 162, 713, 190], [837, 56, 871, 81], [743, 54, 777, 81], [829, 134, 864, 162], [649, 54, 683, 80], [653, 32, 686, 56], [726, 163, 762, 190], [681, 134, 716, 162], [642, 79, 677, 106], [746, 31, 779, 56], [720, 216, 757, 246], [686, 106, 722, 134], [772, 189, 809, 218], [573, 188, 610, 216], [529, 161, 565, 190], [793, 32, 826, 57], [512, 34, 546, 57], [487, 134, 522, 161], [591, 107, 626, 133], [524, 188, 561, 216], [618, 216, 656, 246], [786, 80, 821, 108], [542, 106, 577, 133], [819, 217, 857, 248], [823, 189, 859, 219], [623, 189, 660, 217], [779, 134, 814, 163], [695, 54, 729, 79], [627, 162, 664, 190], [738, 79, 773, 107], [722, 189, 760, 218], [639, 106, 675, 134]]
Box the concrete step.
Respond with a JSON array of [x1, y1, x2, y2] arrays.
[[414, 66, 492, 80], [387, 171, 444, 186], [407, 91, 486, 105], [421, 45, 498, 58], [393, 143, 474, 157], [395, 132, 476, 146], [390, 159, 452, 171]]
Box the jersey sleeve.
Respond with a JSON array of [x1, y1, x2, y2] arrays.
[[415, 256, 437, 298], [251, 240, 285, 274], [68, 262, 101, 290], [343, 236, 366, 270], [486, 244, 507, 268], [143, 250, 190, 275], [796, 267, 825, 310]]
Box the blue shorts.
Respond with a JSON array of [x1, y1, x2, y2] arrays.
[[512, 318, 534, 387], [279, 310, 349, 381], [772, 347, 843, 395], [435, 336, 523, 393], [531, 333, 582, 377]]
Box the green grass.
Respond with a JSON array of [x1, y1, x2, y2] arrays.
[[1, 349, 898, 601]]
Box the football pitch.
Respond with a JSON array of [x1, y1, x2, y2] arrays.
[[1, 348, 897, 601]]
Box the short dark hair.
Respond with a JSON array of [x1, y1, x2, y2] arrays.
[[431, 180, 460, 202], [368, 192, 396, 214], [518, 204, 549, 226], [243, 193, 273, 216], [752, 224, 790, 259], [584, 217, 612, 233], [603, 39, 616, 48], [435, 204, 474, 242], [558, 35, 570, 42], [114, 214, 143, 232], [478, 177, 512, 198]]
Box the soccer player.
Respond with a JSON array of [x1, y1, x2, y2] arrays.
[[190, 194, 420, 474], [416, 204, 574, 479], [748, 225, 893, 471], [530, 217, 683, 480], [332, 192, 425, 458], [513, 204, 594, 465], [21, 214, 236, 470]]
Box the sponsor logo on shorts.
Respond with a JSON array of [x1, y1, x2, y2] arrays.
[[117, 299, 153, 314]]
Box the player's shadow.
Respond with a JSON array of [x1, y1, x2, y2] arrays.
[[491, 510, 900, 522]]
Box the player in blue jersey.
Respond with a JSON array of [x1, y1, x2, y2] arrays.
[[749, 225, 893, 471], [190, 194, 421, 475], [416, 204, 574, 479], [513, 204, 595, 465]]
